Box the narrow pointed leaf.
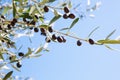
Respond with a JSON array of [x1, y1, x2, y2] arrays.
[[105, 29, 116, 40], [3, 71, 13, 80], [29, 6, 36, 15], [49, 15, 61, 25], [105, 45, 120, 52], [97, 40, 120, 44], [69, 18, 79, 29], [88, 26, 99, 38], [49, 0, 56, 3], [13, 1, 16, 18], [60, 27, 70, 31], [24, 48, 32, 57], [30, 54, 42, 58], [35, 47, 43, 54]]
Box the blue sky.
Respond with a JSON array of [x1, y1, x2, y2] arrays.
[[3, 0, 120, 80]]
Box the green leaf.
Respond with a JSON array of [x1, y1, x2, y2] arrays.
[[87, 26, 99, 38], [34, 47, 43, 54], [24, 48, 32, 57], [40, 0, 56, 4], [3, 71, 13, 80], [104, 45, 120, 52], [105, 29, 116, 40], [0, 54, 4, 61], [97, 40, 120, 44], [29, 5, 36, 15], [49, 15, 61, 25], [13, 1, 16, 18], [60, 27, 70, 31], [19, 13, 32, 19], [49, 0, 56, 3], [68, 0, 72, 8], [105, 45, 115, 50], [69, 18, 79, 29], [53, 9, 59, 16]]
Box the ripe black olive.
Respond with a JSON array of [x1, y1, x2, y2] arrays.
[[44, 6, 49, 12], [88, 38, 94, 45], [77, 40, 82, 46], [64, 7, 69, 13], [68, 13, 75, 19]]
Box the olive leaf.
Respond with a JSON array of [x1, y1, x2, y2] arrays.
[[13, 1, 16, 18], [49, 15, 61, 25], [24, 48, 33, 57], [34, 46, 43, 54], [49, 0, 56, 3], [3, 71, 13, 80], [105, 29, 116, 40], [69, 18, 79, 29], [29, 5, 36, 15], [87, 26, 99, 38], [104, 45, 120, 52], [97, 40, 120, 44]]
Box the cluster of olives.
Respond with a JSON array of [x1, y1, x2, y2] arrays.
[[63, 7, 75, 19], [77, 38, 95, 46], [40, 27, 66, 43], [0, 15, 17, 31], [9, 52, 24, 68]]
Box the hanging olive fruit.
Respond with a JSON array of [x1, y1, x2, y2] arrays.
[[44, 6, 49, 12], [34, 27, 39, 32], [68, 13, 75, 19], [64, 7, 69, 13], [77, 40, 82, 46], [88, 38, 94, 45]]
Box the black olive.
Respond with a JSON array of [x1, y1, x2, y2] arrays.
[[34, 27, 39, 32], [41, 33, 46, 36], [1, 15, 5, 19], [18, 52, 24, 57], [64, 7, 69, 13], [40, 28, 45, 33], [44, 6, 49, 12], [0, 25, 2, 30], [63, 14, 68, 19], [68, 13, 75, 19], [23, 18, 27, 22], [48, 27, 53, 33], [57, 36, 63, 43], [52, 34, 57, 40], [77, 40, 82, 46], [88, 38, 94, 45], [10, 21, 15, 26], [16, 62, 22, 68], [7, 24, 11, 29], [13, 18, 17, 23]]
